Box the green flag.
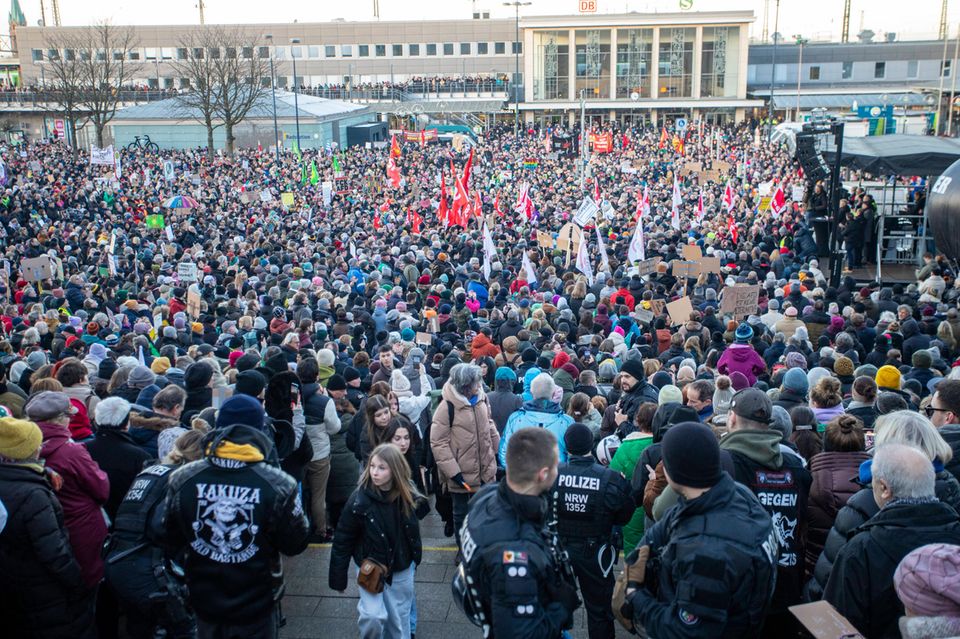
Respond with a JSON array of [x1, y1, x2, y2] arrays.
[[332, 155, 342, 176], [301, 163, 307, 186], [145, 214, 165, 229], [310, 161, 319, 186], [292, 139, 301, 161]]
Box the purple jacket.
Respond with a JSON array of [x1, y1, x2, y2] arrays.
[[38, 420, 110, 588], [717, 343, 766, 385]]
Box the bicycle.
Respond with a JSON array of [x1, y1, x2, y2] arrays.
[[127, 134, 159, 153]]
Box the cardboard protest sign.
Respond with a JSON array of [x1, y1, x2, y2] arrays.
[[537, 231, 554, 249], [555, 222, 583, 253], [720, 284, 760, 319], [788, 601, 864, 639], [416, 332, 432, 346], [649, 299, 666, 317], [186, 289, 202, 319], [671, 260, 699, 279], [698, 256, 722, 275], [701, 169, 721, 183], [714, 160, 732, 173], [573, 198, 599, 227], [281, 192, 295, 208], [681, 244, 703, 260], [680, 162, 702, 176], [634, 309, 654, 325], [20, 256, 54, 282], [666, 297, 694, 326], [636, 256, 662, 276]]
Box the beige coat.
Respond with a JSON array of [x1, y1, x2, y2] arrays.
[[430, 382, 500, 493]]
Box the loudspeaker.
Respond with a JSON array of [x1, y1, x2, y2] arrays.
[[795, 133, 830, 183]]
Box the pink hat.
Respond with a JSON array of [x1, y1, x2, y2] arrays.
[[894, 543, 960, 617], [228, 351, 244, 368], [375, 298, 387, 308]]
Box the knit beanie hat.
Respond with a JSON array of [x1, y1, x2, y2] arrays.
[[894, 543, 960, 617], [150, 357, 171, 375], [783, 368, 810, 396], [658, 384, 683, 406], [0, 417, 42, 460], [184, 361, 214, 388], [234, 370, 267, 398], [734, 323, 753, 343], [98, 358, 119, 381], [495, 366, 517, 382], [216, 394, 266, 431], [876, 365, 902, 390], [128, 366, 156, 389], [327, 374, 347, 392], [563, 422, 595, 456], [785, 352, 808, 370], [833, 356, 854, 377], [661, 422, 722, 488], [912, 349, 933, 369]]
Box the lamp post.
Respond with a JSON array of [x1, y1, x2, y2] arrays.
[[794, 35, 808, 121], [264, 34, 280, 161], [290, 37, 302, 150], [767, 0, 780, 141], [504, 1, 531, 139]]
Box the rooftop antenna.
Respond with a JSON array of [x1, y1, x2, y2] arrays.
[[373, 0, 380, 19], [941, 0, 949, 40], [841, 0, 851, 43], [761, 0, 770, 42]]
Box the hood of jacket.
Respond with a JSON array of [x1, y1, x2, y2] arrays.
[[720, 428, 784, 468], [552, 369, 575, 392], [441, 380, 486, 409], [520, 398, 563, 415], [902, 319, 920, 338], [204, 424, 274, 465], [128, 410, 180, 432], [727, 343, 758, 362]]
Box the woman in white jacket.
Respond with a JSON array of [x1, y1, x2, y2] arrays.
[[390, 369, 431, 431]]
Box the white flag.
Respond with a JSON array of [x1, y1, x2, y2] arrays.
[[628, 217, 646, 263], [481, 223, 496, 281], [671, 175, 682, 231], [522, 251, 538, 284], [575, 234, 594, 286], [595, 226, 610, 275], [114, 156, 121, 180]]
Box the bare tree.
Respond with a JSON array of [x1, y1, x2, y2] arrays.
[[210, 27, 270, 155], [169, 29, 221, 160], [40, 31, 86, 153], [75, 23, 141, 148]]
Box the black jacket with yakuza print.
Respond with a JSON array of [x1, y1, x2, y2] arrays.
[[160, 425, 309, 623]]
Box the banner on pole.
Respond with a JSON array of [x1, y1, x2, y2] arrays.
[[89, 144, 115, 165]]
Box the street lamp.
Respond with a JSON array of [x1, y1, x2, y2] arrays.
[[264, 34, 280, 161], [290, 38, 302, 150], [794, 35, 808, 121], [504, 1, 531, 139], [767, 0, 781, 141]]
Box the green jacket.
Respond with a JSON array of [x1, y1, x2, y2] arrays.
[[609, 432, 654, 556]]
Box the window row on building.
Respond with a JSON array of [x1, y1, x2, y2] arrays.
[[531, 25, 741, 101], [30, 41, 521, 64]]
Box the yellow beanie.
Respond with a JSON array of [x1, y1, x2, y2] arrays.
[[0, 418, 43, 460], [151, 357, 171, 375], [876, 365, 902, 390]]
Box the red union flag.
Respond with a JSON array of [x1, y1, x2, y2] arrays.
[[386, 157, 401, 188], [723, 181, 736, 213], [770, 185, 786, 216]]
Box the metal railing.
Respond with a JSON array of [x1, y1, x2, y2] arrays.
[[0, 89, 176, 106]]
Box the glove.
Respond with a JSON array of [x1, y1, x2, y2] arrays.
[[451, 472, 468, 490], [546, 579, 582, 614], [627, 545, 650, 588]]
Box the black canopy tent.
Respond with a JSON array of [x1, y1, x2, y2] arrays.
[[821, 134, 960, 176]]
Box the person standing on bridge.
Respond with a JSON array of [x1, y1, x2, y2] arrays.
[[554, 422, 634, 639]]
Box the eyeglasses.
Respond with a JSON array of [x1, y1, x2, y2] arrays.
[[924, 406, 951, 418]]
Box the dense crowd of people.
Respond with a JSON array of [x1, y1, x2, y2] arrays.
[[0, 117, 958, 639]]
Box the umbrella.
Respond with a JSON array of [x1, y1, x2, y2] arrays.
[[163, 195, 200, 209]]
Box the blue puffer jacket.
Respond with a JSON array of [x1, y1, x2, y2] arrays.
[[498, 399, 573, 466]]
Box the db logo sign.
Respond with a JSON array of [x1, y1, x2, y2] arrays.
[[579, 0, 597, 12]]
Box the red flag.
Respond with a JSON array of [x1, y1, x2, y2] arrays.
[[659, 127, 668, 150], [494, 193, 503, 217], [411, 209, 423, 234], [437, 171, 449, 226], [462, 146, 474, 187], [723, 181, 735, 213], [473, 191, 483, 219], [386, 157, 401, 188], [697, 188, 705, 223], [770, 185, 786, 216], [728, 215, 738, 244], [374, 211, 381, 230], [390, 134, 401, 158], [451, 175, 469, 227], [593, 176, 601, 204]]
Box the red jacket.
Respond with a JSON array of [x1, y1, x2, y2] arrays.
[[613, 288, 636, 311], [168, 297, 186, 322], [38, 421, 109, 588], [471, 333, 501, 360]]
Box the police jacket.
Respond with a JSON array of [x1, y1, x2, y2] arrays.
[[160, 425, 310, 624], [461, 481, 573, 639], [627, 473, 776, 638], [555, 455, 634, 541], [328, 484, 427, 592], [720, 429, 811, 613]]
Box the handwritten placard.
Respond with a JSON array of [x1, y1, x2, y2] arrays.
[[636, 256, 662, 276], [720, 284, 760, 319], [681, 244, 703, 260], [666, 297, 694, 326], [671, 259, 699, 279]]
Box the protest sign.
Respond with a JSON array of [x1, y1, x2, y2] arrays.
[[680, 162, 702, 176], [701, 169, 721, 183], [20, 256, 53, 282], [281, 192, 295, 208], [720, 284, 760, 319], [698, 256, 722, 275], [555, 222, 582, 253], [186, 288, 202, 318], [573, 197, 599, 227], [416, 332, 433, 346], [537, 231, 554, 249], [649, 299, 666, 317], [671, 260, 699, 279], [666, 297, 694, 326], [177, 262, 198, 282], [163, 160, 175, 181], [681, 244, 703, 260], [636, 256, 662, 276], [634, 309, 654, 325], [322, 181, 333, 207], [789, 602, 864, 639], [89, 144, 115, 165], [259, 191, 272, 203], [792, 185, 805, 203]]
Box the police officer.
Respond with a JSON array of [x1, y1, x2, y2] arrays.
[[554, 423, 634, 639], [620, 422, 777, 637], [104, 433, 203, 639], [454, 427, 582, 638]]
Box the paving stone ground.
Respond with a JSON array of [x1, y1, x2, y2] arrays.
[[279, 505, 637, 638]]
